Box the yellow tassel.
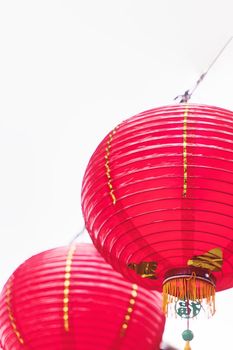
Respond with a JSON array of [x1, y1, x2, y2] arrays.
[[184, 341, 191, 350]]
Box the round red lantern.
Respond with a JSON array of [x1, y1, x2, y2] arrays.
[[0, 243, 165, 350], [82, 103, 233, 317]]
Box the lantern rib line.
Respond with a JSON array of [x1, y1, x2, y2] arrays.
[[124, 243, 233, 287], [83, 167, 233, 208], [113, 117, 233, 132], [111, 141, 233, 154], [84, 148, 233, 183], [104, 140, 233, 155], [124, 239, 231, 269], [117, 235, 233, 267], [95, 202, 233, 245], [97, 207, 233, 234], [97, 143, 233, 171], [105, 124, 233, 143], [114, 227, 233, 275], [83, 153, 233, 200], [95, 181, 233, 208], [63, 244, 76, 332], [111, 116, 233, 133], [107, 225, 233, 250], [88, 190, 233, 235], [85, 148, 233, 181], [6, 277, 24, 345], [136, 243, 233, 284], [117, 115, 233, 133], [112, 122, 233, 141], [119, 111, 233, 132], [84, 177, 233, 212], [86, 154, 233, 180], [109, 217, 233, 244], [91, 206, 233, 261], [104, 132, 233, 152]]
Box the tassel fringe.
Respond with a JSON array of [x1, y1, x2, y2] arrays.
[[162, 275, 215, 316]]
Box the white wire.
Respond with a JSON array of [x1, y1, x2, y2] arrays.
[[190, 36, 233, 97]]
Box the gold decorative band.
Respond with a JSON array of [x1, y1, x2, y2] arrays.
[[6, 278, 24, 344], [183, 106, 189, 197], [63, 244, 76, 332], [105, 128, 117, 204], [187, 248, 223, 272], [128, 261, 157, 279]]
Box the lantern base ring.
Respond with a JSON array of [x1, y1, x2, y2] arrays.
[[163, 267, 216, 288]]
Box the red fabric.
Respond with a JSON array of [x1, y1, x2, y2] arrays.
[[0, 244, 164, 350], [82, 104, 233, 291]]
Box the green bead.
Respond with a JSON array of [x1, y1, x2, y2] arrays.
[[182, 329, 194, 341]]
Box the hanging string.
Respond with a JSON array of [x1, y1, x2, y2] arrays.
[[69, 225, 86, 245], [174, 36, 233, 103], [186, 300, 191, 349]]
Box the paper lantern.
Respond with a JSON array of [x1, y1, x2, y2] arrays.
[[82, 103, 233, 346], [0, 244, 165, 350]]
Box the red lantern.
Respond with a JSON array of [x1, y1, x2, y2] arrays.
[[82, 103, 233, 315], [0, 244, 165, 350]]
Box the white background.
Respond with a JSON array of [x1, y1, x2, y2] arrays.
[[0, 1, 233, 349]]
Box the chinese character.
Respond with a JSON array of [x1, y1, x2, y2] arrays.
[[175, 300, 201, 318]]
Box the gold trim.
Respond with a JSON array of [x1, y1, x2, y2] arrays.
[[63, 244, 76, 332], [128, 261, 157, 279], [105, 128, 117, 204], [187, 248, 223, 272], [120, 284, 138, 337], [6, 278, 24, 344], [183, 105, 189, 197]]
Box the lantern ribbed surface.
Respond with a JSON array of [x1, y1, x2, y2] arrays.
[[0, 244, 165, 350], [82, 104, 233, 292]]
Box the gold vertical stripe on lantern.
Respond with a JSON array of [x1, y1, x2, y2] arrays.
[[120, 284, 138, 337], [63, 244, 76, 331], [6, 278, 24, 345], [183, 105, 189, 197], [105, 128, 117, 204]]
